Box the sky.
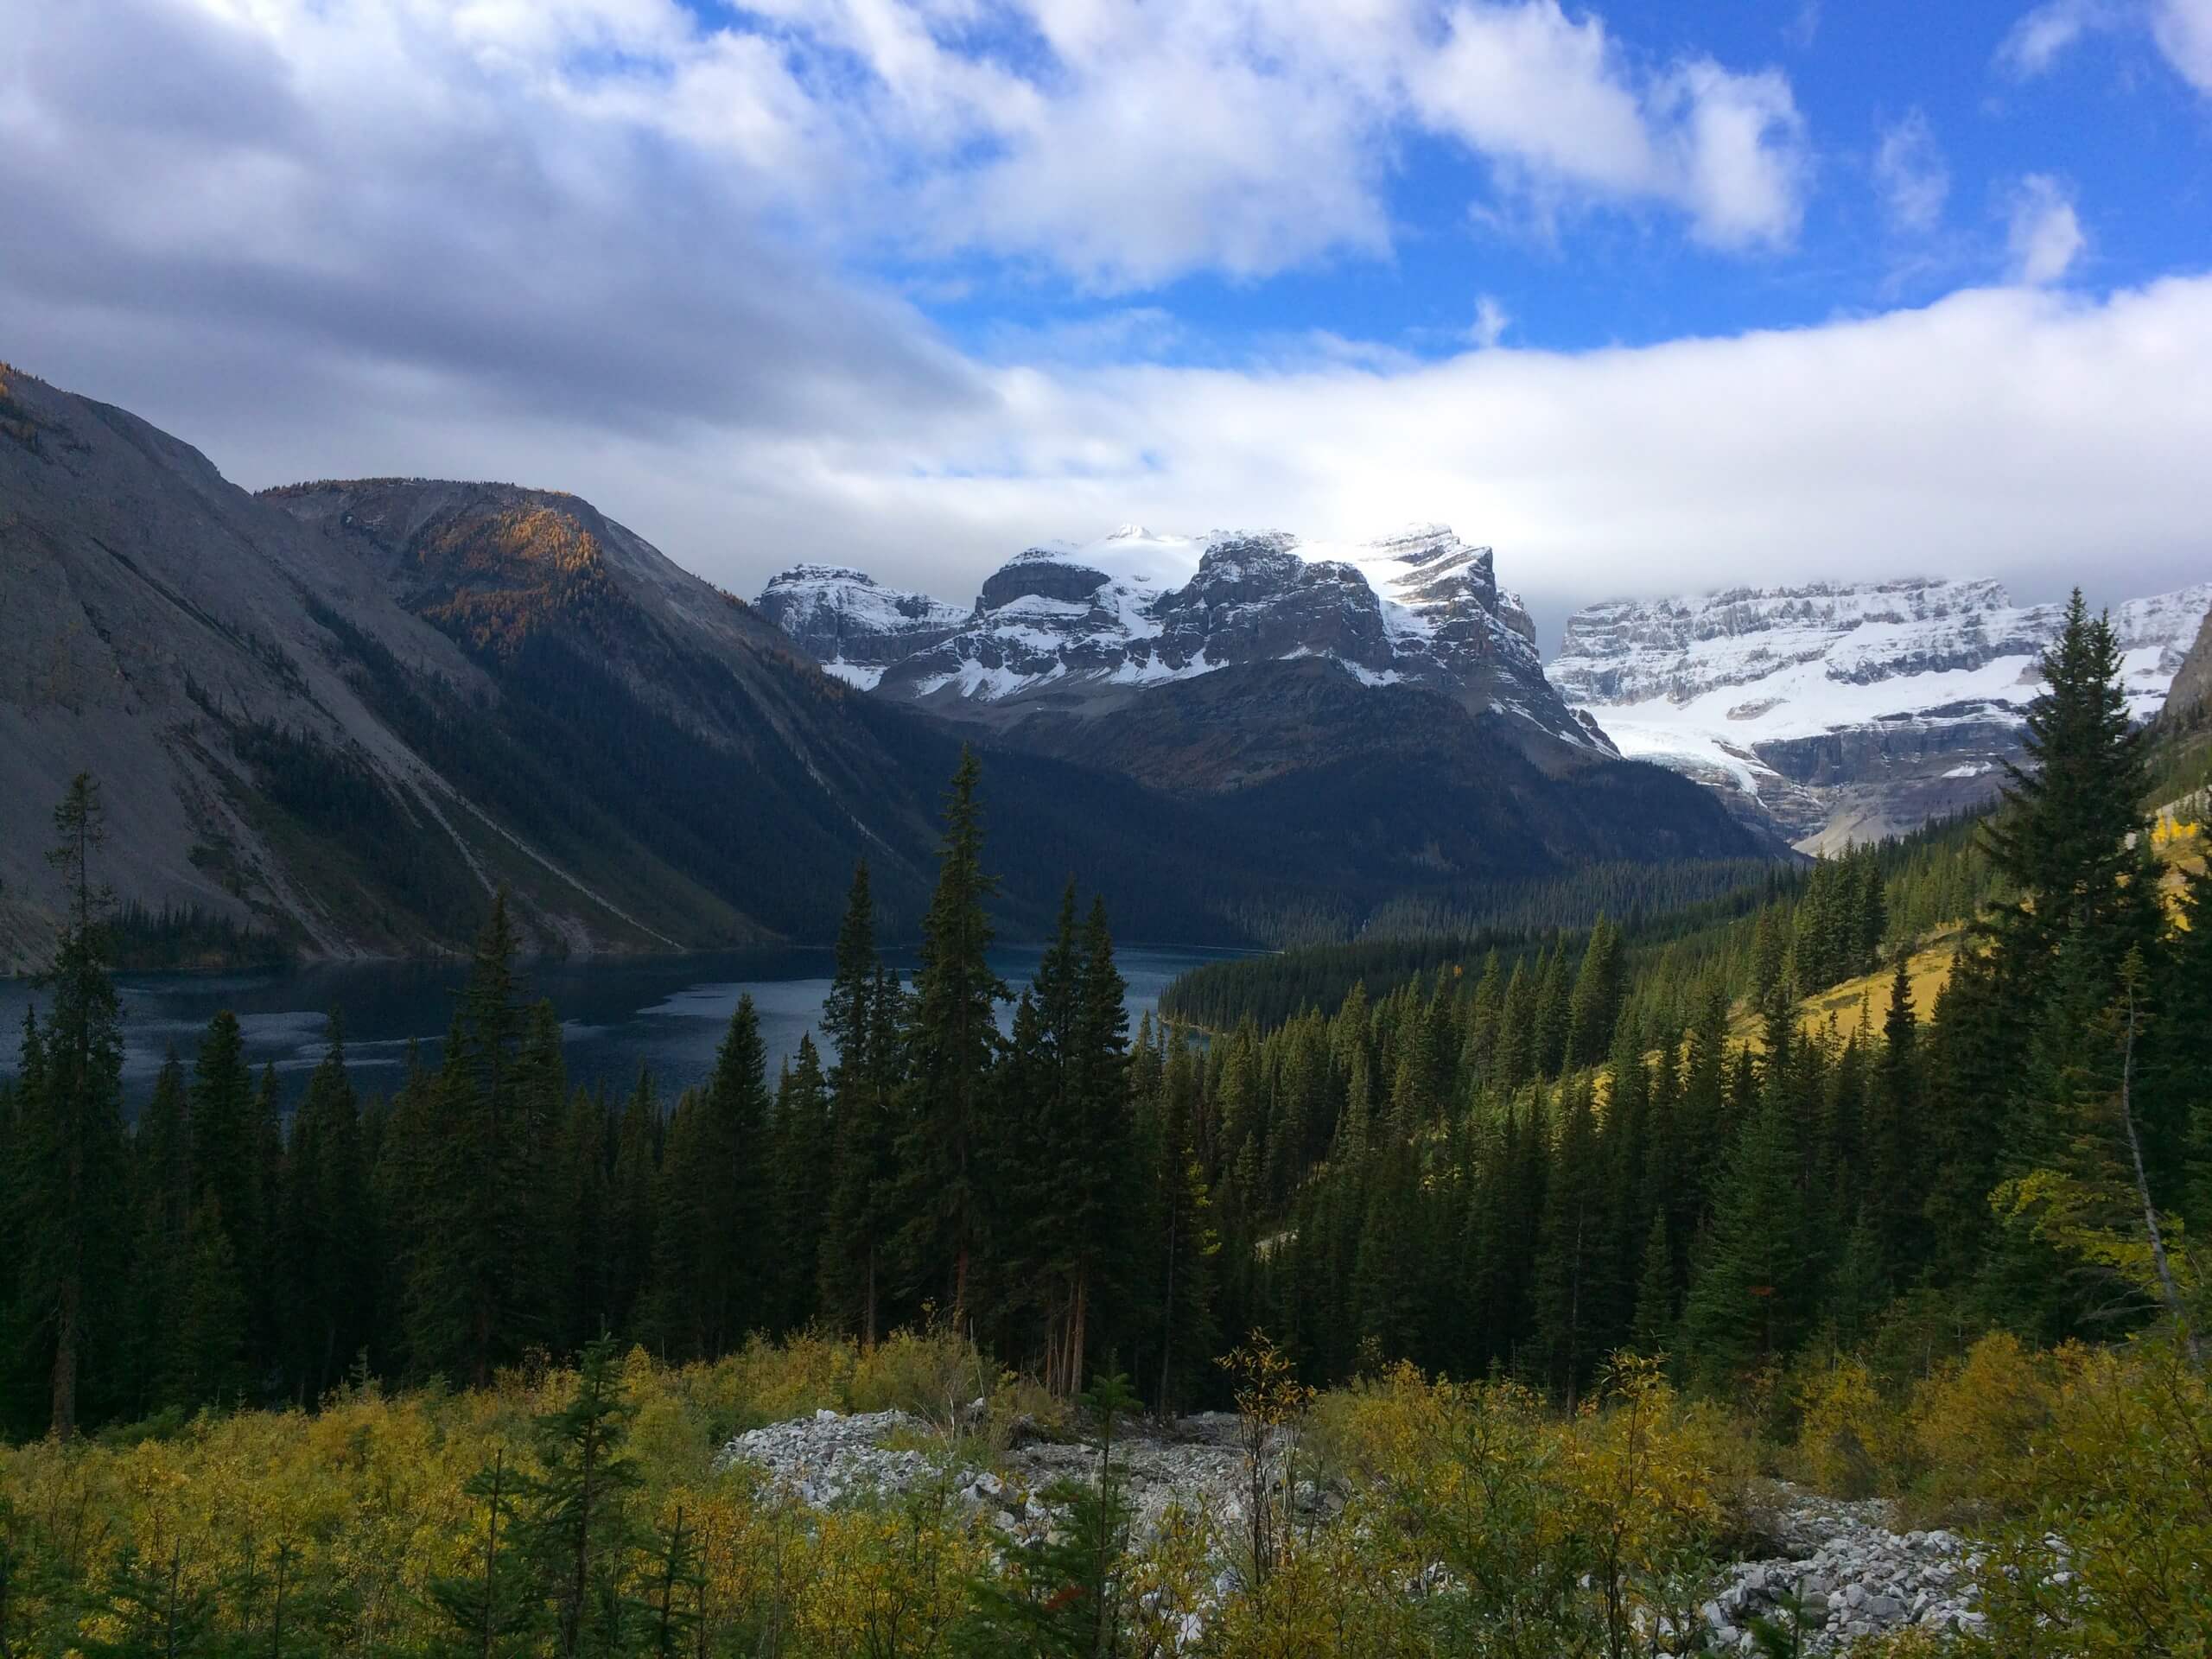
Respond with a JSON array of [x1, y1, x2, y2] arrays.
[[4, 0, 2210, 647]]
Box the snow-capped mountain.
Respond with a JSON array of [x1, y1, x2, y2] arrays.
[[1550, 577, 2212, 849], [760, 524, 1602, 755], [753, 564, 967, 688]]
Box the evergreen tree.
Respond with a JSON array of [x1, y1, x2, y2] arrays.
[[401, 897, 547, 1384], [1863, 954, 1922, 1278], [820, 864, 903, 1344], [124, 1052, 192, 1414], [697, 999, 771, 1351], [553, 1088, 612, 1352], [638, 1089, 709, 1362], [769, 1035, 833, 1334], [1531, 942, 1573, 1081], [895, 749, 1008, 1322], [1984, 592, 2160, 990], [15, 773, 128, 1435], [522, 1335, 643, 1659], [1563, 917, 1624, 1072], [606, 1072, 660, 1339], [429, 1450, 535, 1659], [281, 1019, 373, 1401], [1531, 1078, 1606, 1402], [1679, 1094, 1809, 1388], [1629, 1211, 1675, 1357]]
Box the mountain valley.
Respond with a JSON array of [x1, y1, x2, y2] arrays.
[[0, 365, 1764, 969]]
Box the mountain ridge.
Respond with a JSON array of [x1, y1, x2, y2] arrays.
[[0, 364, 1768, 969], [757, 523, 1604, 772], [1550, 574, 2212, 849]]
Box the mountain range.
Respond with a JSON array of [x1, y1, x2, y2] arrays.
[[1548, 578, 2212, 849], [755, 524, 1613, 789], [0, 364, 1764, 969]]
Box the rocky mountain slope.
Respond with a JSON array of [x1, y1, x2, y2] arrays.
[[759, 524, 1607, 771], [2161, 602, 2212, 733], [1550, 577, 2212, 849], [0, 365, 1766, 967]]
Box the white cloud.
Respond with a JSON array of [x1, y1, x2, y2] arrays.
[[9, 0, 2209, 645], [1997, 0, 2212, 92], [1873, 110, 1948, 233], [102, 0, 1811, 295], [1470, 295, 1511, 348], [1407, 3, 1807, 249], [2006, 175, 2085, 284], [1998, 0, 2117, 76], [2153, 0, 2212, 89]]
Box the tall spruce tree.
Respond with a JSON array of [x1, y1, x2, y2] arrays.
[[401, 896, 547, 1384], [769, 1035, 832, 1335], [895, 749, 1008, 1322], [16, 773, 128, 1435], [1678, 1092, 1808, 1387], [697, 997, 771, 1351], [821, 866, 901, 1344]]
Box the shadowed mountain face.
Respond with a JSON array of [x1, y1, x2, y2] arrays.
[[2163, 606, 2212, 734], [0, 364, 1769, 968]]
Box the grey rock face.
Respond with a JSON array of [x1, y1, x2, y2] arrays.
[[2161, 602, 2212, 731], [760, 524, 1604, 766], [753, 565, 967, 671], [1552, 575, 2212, 850]]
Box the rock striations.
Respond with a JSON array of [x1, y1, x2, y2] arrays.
[[1551, 576, 2212, 849]]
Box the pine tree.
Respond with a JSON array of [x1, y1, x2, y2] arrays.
[[1984, 592, 2159, 990], [402, 897, 547, 1384], [1629, 1211, 1675, 1357], [124, 1052, 192, 1414], [769, 1035, 832, 1334], [1564, 917, 1624, 1072], [606, 1072, 660, 1339], [1863, 954, 1921, 1277], [1531, 1077, 1606, 1402], [638, 1089, 708, 1362], [698, 998, 771, 1351], [16, 773, 128, 1435], [1532, 941, 1573, 1081], [169, 1199, 251, 1410], [1679, 1094, 1809, 1388], [186, 1012, 257, 1378], [553, 1088, 612, 1352], [522, 1335, 643, 1659], [429, 1450, 536, 1659], [817, 863, 903, 1346], [281, 1019, 373, 1400], [896, 749, 1008, 1322]]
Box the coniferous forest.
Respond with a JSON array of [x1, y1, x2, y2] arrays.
[[3, 595, 2211, 1656]]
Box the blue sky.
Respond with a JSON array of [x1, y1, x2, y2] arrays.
[[904, 0, 2212, 360], [5, 0, 2210, 639]]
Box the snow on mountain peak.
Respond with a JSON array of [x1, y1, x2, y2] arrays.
[[1550, 575, 2212, 849], [755, 523, 1598, 752]]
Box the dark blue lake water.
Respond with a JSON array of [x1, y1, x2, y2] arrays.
[[0, 943, 1244, 1113]]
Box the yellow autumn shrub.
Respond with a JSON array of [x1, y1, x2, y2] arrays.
[[1904, 1330, 2060, 1524], [1792, 1353, 1913, 1498]]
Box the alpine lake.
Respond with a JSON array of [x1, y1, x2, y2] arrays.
[[0, 943, 1247, 1114]]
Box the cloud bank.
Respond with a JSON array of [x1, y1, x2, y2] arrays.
[[3, 0, 2206, 645]]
